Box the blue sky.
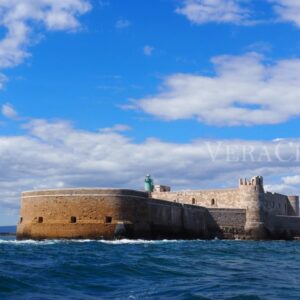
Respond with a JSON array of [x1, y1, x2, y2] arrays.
[[1, 0, 300, 225]]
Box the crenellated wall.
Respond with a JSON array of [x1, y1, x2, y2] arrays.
[[151, 176, 300, 239]]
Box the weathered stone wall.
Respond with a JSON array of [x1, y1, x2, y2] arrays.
[[17, 189, 151, 239], [151, 176, 300, 239], [152, 185, 298, 217], [207, 208, 246, 237], [151, 189, 243, 209], [265, 215, 300, 238], [264, 192, 289, 216], [17, 189, 209, 240], [16, 176, 300, 240], [148, 198, 207, 238]]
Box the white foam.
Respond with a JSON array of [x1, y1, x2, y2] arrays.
[[98, 239, 187, 245], [0, 239, 59, 245], [0, 238, 204, 245]]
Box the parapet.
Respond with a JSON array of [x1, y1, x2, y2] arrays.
[[239, 176, 264, 192], [239, 176, 263, 187], [21, 188, 149, 199]]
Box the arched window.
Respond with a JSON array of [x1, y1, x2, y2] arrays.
[[192, 198, 196, 204], [211, 199, 215, 206], [38, 217, 43, 223]]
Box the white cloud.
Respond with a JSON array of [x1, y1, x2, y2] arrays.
[[0, 0, 91, 69], [133, 52, 300, 126], [176, 0, 251, 25], [2, 118, 300, 219], [1, 103, 18, 119], [143, 45, 154, 56], [271, 0, 300, 27], [176, 0, 300, 27], [100, 124, 132, 133], [115, 19, 131, 29], [282, 175, 300, 185]]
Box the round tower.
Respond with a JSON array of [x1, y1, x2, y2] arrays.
[[239, 176, 268, 239], [287, 196, 299, 216]]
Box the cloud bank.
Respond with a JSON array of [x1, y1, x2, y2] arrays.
[[2, 117, 300, 218], [134, 53, 300, 126]]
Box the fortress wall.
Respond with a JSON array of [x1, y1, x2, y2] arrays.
[[17, 189, 209, 240], [265, 215, 300, 238], [17, 189, 151, 239], [206, 208, 246, 236], [151, 189, 243, 209], [147, 198, 208, 238], [264, 192, 289, 216]]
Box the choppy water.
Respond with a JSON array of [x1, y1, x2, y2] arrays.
[[0, 237, 300, 299]]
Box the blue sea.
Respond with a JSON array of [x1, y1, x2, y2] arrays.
[[0, 238, 300, 300]]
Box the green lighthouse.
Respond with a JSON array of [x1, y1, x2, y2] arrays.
[[144, 175, 154, 192]]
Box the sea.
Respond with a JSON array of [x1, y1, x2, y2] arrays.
[[0, 237, 300, 300]]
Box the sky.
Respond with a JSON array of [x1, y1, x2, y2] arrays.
[[1, 0, 300, 225]]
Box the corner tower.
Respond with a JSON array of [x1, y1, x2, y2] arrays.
[[239, 176, 268, 239]]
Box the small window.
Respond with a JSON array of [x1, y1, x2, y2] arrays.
[[19, 217, 23, 224], [105, 216, 112, 223], [38, 217, 43, 223], [70, 216, 77, 223], [192, 198, 196, 204], [211, 199, 215, 206]]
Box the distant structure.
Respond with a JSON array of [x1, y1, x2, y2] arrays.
[[17, 176, 300, 240]]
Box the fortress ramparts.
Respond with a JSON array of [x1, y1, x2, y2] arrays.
[[17, 176, 300, 240]]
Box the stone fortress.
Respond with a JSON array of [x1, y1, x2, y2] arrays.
[[17, 176, 300, 240]]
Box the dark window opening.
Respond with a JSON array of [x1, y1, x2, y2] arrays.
[[105, 216, 112, 223], [38, 217, 43, 223], [70, 216, 77, 223], [19, 217, 23, 224], [211, 199, 215, 206], [192, 198, 196, 204]]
